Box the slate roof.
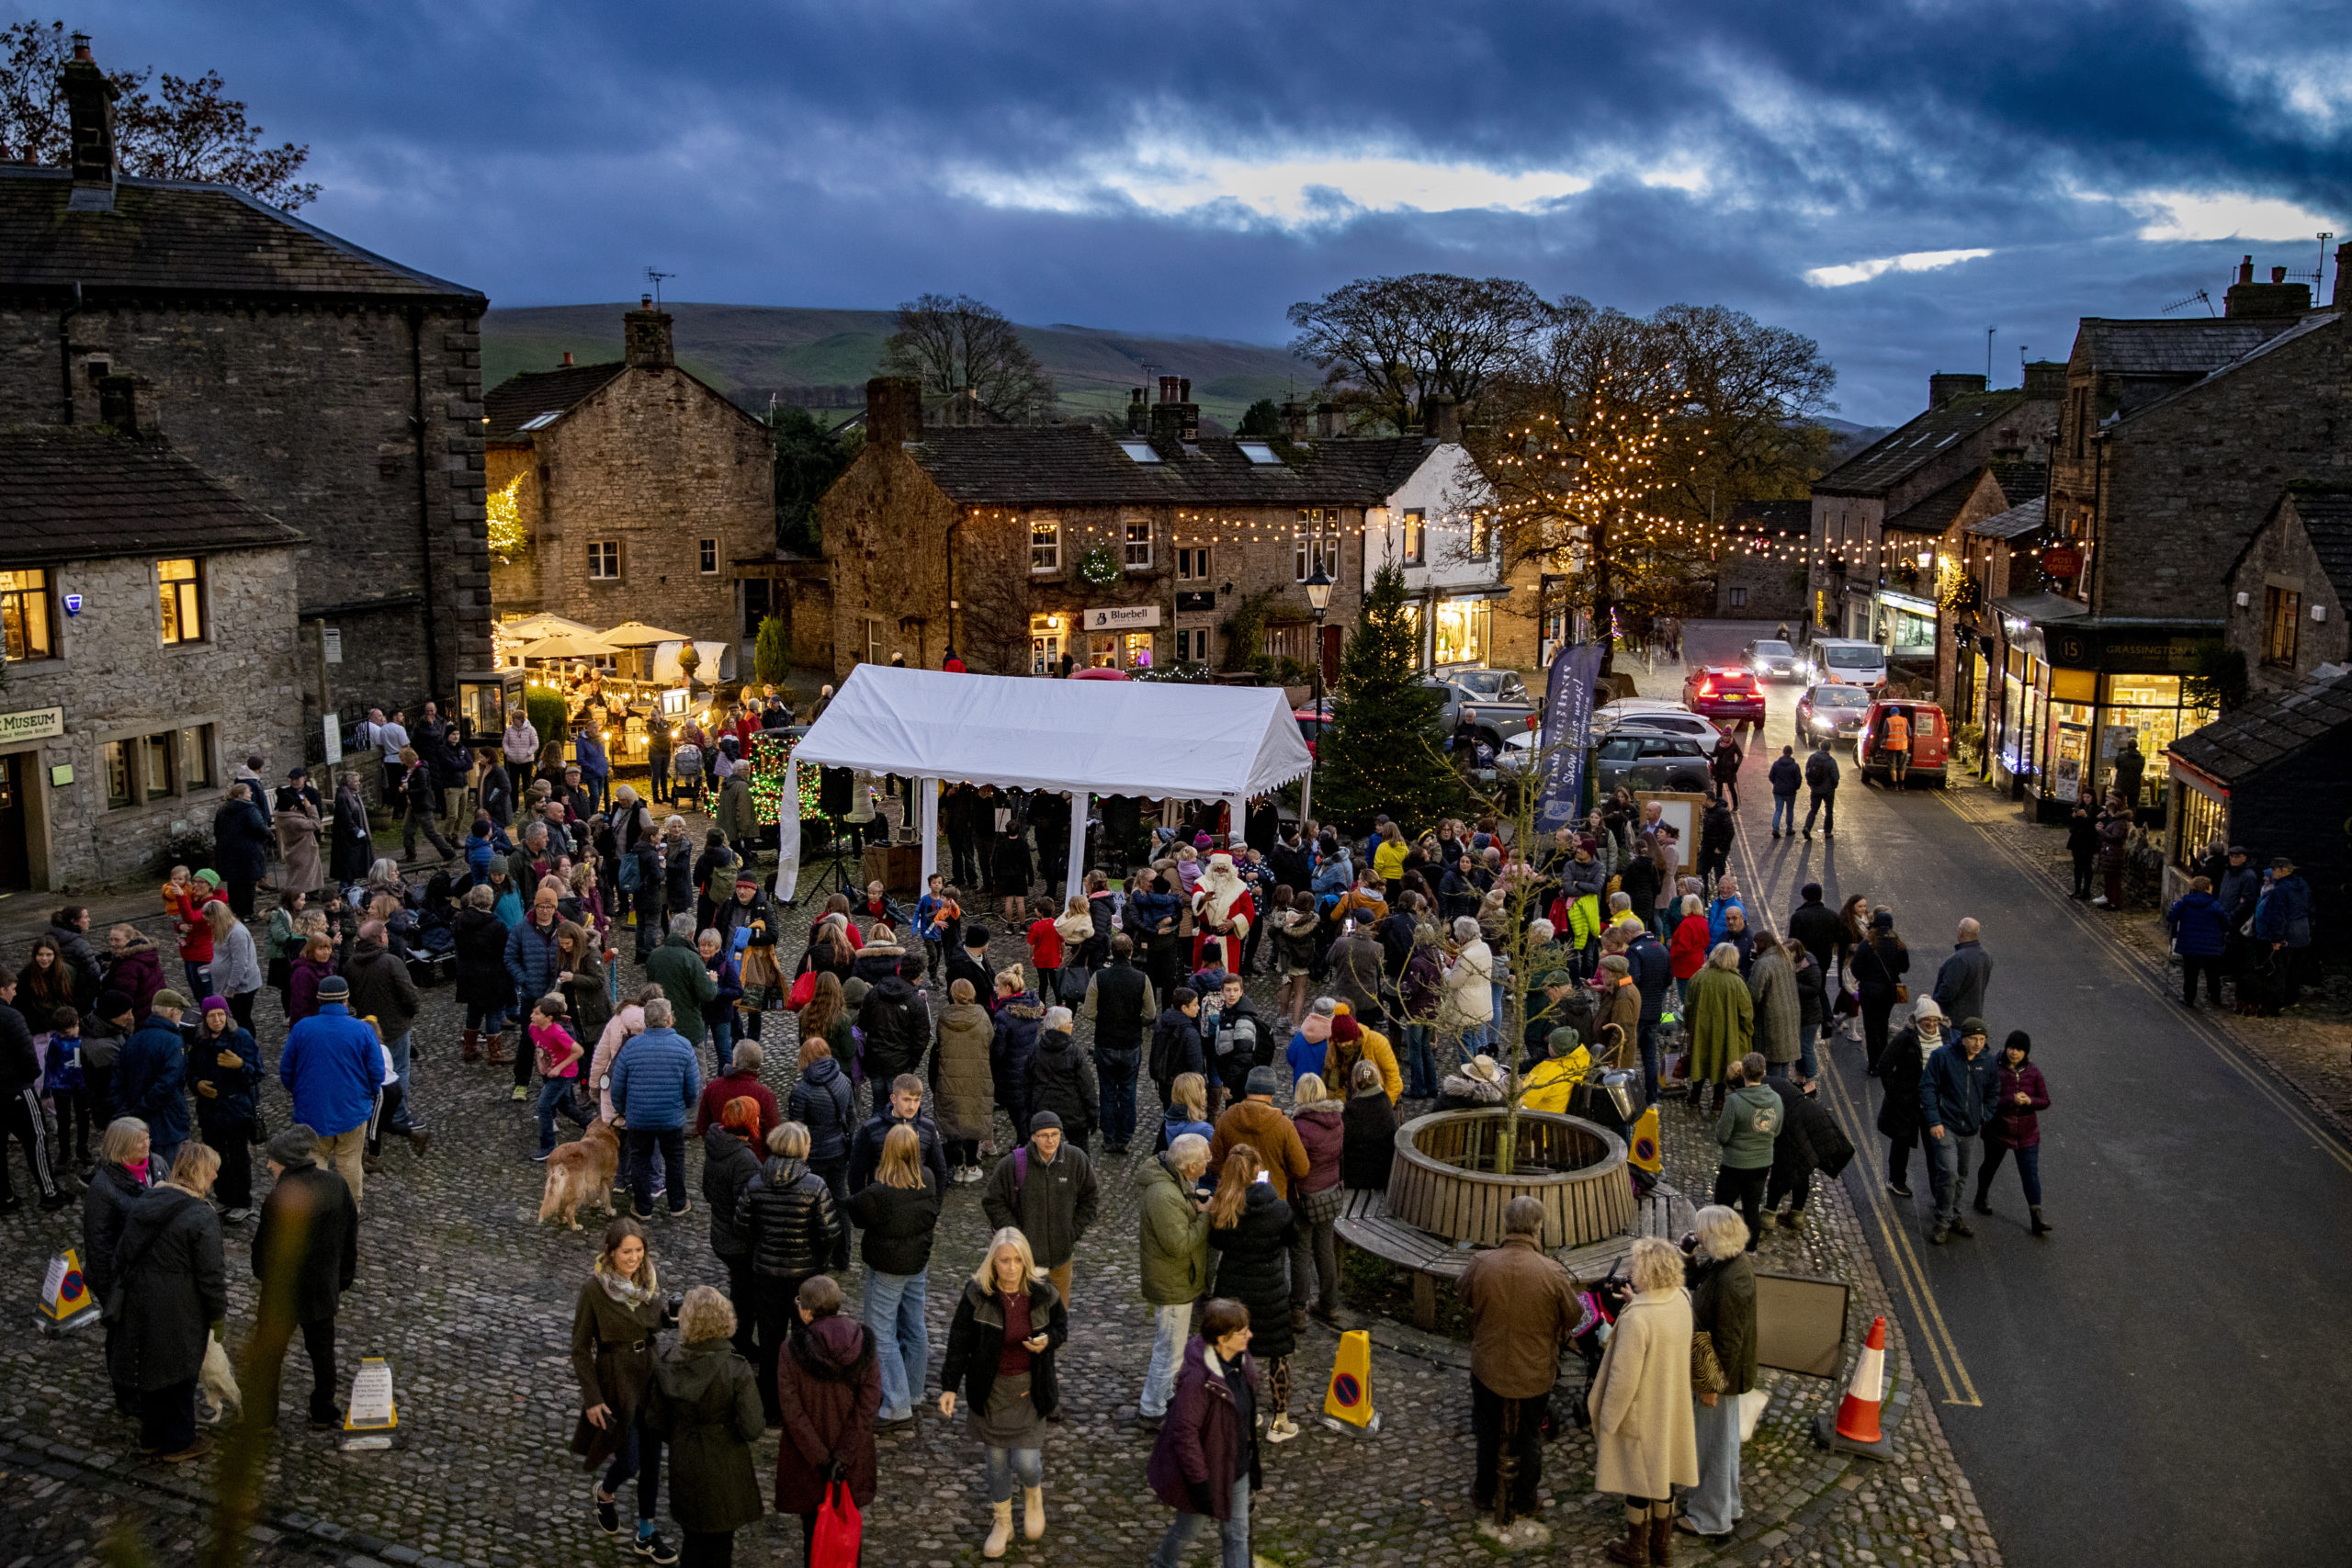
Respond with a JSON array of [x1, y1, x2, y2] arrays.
[[1986, 458, 2046, 505], [2290, 492, 2352, 606], [483, 361, 629, 440], [1882, 469, 1991, 536], [0, 428, 304, 563], [1967, 496, 2045, 540], [2168, 666, 2352, 784], [904, 427, 1438, 507], [1814, 389, 2030, 497], [0, 164, 481, 302], [2069, 318, 2301, 379]]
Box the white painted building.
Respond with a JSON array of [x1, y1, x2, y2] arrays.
[[1359, 429, 1508, 671]]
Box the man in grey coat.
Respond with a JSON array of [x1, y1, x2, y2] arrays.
[[1930, 919, 1993, 1025]]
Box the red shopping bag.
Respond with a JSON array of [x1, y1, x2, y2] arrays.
[[810, 1479, 862, 1568]]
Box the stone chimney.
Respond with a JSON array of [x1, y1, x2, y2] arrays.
[[1279, 401, 1310, 442], [865, 376, 923, 446], [623, 296, 674, 367], [2225, 255, 2311, 318], [1150, 374, 1198, 443], [1928, 372, 1987, 408], [1423, 393, 1461, 444], [97, 374, 159, 439], [2021, 359, 2066, 400], [2335, 241, 2351, 309], [1126, 387, 1148, 435], [1316, 402, 1342, 438], [62, 33, 117, 208]]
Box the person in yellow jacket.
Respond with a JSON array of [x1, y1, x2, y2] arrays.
[[1371, 821, 1410, 896], [1324, 1005, 1402, 1104], [1520, 1030, 1594, 1114]]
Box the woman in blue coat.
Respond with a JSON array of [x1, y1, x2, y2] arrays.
[[2164, 874, 2231, 1009]]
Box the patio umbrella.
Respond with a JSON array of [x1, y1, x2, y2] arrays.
[[598, 620, 690, 647], [500, 611, 598, 641], [517, 632, 616, 660]]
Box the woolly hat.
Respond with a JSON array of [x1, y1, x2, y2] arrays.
[[315, 976, 350, 1001], [1028, 1110, 1064, 1132], [1329, 1013, 1362, 1043], [200, 995, 230, 1015], [193, 868, 221, 889], [266, 1124, 320, 1166], [1958, 1016, 1989, 1039], [1244, 1065, 1283, 1097], [2004, 1030, 2031, 1056]]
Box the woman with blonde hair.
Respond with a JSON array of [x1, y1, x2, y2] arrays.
[[202, 899, 264, 1034], [592, 986, 659, 1122], [571, 1216, 673, 1559], [645, 1284, 763, 1568], [1679, 1205, 1758, 1545], [1159, 1070, 1214, 1156], [110, 1141, 225, 1462], [1589, 1235, 1698, 1565], [846, 1122, 944, 1424], [940, 1227, 1068, 1558], [1204, 1143, 1302, 1443]]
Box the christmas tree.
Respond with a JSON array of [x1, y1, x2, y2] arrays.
[[1317, 562, 1466, 833]]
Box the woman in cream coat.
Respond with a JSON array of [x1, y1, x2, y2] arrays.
[[1436, 915, 1496, 1057], [1589, 1235, 1699, 1565]]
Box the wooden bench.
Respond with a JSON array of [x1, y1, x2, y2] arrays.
[[1336, 1179, 1692, 1330]]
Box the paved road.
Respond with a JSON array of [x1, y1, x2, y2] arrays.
[[1670, 621, 2352, 1567]]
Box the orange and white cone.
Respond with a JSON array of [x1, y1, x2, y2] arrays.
[[1834, 1317, 1887, 1443]]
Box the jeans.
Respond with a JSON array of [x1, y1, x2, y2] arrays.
[[1140, 1302, 1192, 1417], [1978, 1139, 2041, 1203], [1150, 1473, 1250, 1568], [1098, 1055, 1139, 1149], [1796, 1029, 1818, 1082], [983, 1444, 1044, 1503], [1402, 1023, 1437, 1099], [862, 1268, 931, 1420], [1683, 1390, 1746, 1534], [626, 1126, 687, 1215], [385, 1032, 417, 1133], [1804, 790, 1835, 835], [1926, 1128, 1973, 1225], [537, 1076, 589, 1152], [707, 1013, 735, 1075], [1470, 1376, 1548, 1513], [601, 1413, 662, 1524], [464, 1002, 509, 1035], [1770, 794, 1796, 834]]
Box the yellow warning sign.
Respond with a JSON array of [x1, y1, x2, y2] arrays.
[[1626, 1104, 1661, 1175], [1322, 1328, 1374, 1427], [39, 1248, 97, 1326]]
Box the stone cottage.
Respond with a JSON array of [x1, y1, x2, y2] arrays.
[[0, 423, 304, 891], [2224, 487, 2352, 694], [483, 301, 775, 660]]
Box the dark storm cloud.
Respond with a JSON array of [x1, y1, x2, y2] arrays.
[[66, 0, 2350, 420]]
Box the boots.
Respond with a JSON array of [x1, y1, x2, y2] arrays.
[[1650, 1514, 1676, 1566], [484, 1032, 509, 1066], [982, 1500, 1013, 1560], [2030, 1206, 2052, 1236], [1604, 1516, 1652, 1566], [1023, 1484, 1046, 1540], [462, 1029, 481, 1064], [1972, 1183, 1994, 1215]]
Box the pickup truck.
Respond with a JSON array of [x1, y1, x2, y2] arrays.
[[1422, 667, 1541, 749]]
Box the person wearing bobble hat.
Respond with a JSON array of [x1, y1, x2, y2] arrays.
[[1974, 1031, 2052, 1236]]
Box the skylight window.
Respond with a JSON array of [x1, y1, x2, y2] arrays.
[[519, 411, 563, 431], [1118, 441, 1161, 463], [1237, 442, 1282, 465]]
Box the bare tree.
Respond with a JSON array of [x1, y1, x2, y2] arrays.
[[879, 293, 1057, 423], [0, 23, 318, 208], [1286, 273, 1549, 435]]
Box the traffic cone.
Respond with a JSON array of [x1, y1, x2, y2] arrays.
[[1319, 1329, 1382, 1437], [1811, 1315, 1897, 1461]]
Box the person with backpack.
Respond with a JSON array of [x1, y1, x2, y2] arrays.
[[1802, 739, 1839, 840], [1201, 972, 1267, 1120], [980, 1112, 1098, 1308]]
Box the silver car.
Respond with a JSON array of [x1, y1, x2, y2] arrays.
[[1797, 682, 1871, 746], [1743, 637, 1803, 682]]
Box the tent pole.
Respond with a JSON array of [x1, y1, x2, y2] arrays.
[[775, 754, 801, 904], [1066, 790, 1089, 904], [919, 777, 940, 887], [1224, 794, 1245, 849]]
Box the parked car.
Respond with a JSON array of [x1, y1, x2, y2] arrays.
[[1680, 665, 1767, 725], [1592, 696, 1691, 732], [1593, 708, 1725, 754], [1795, 682, 1871, 748], [1859, 696, 1950, 787], [1423, 670, 1540, 749], [1594, 733, 1713, 795], [1293, 700, 1334, 757], [1742, 637, 1804, 682], [1804, 637, 1889, 689]]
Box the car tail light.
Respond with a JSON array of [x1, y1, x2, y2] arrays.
[[1700, 679, 1715, 696], [1525, 715, 1539, 729]]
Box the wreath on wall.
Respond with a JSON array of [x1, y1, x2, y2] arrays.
[[1076, 546, 1122, 587]]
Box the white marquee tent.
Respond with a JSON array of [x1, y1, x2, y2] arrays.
[[775, 665, 1316, 900]]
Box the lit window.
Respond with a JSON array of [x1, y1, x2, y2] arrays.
[[157, 558, 205, 645], [1031, 519, 1061, 573], [1401, 510, 1425, 567], [180, 724, 217, 790], [1295, 509, 1340, 582], [1125, 631, 1154, 669], [588, 541, 620, 581], [1118, 441, 1160, 464], [1125, 519, 1152, 570], [0, 568, 53, 660], [1177, 547, 1212, 581], [518, 411, 563, 432], [1237, 442, 1282, 465], [698, 538, 718, 575]]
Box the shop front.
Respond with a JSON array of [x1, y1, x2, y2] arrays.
[[1991, 606, 2221, 819], [1032, 604, 1160, 674], [1872, 587, 1938, 675]]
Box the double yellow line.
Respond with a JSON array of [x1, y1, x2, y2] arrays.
[[1729, 809, 1984, 1407]]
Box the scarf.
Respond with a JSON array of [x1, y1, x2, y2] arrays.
[[1916, 1023, 1943, 1066], [124, 1156, 150, 1183], [596, 1262, 660, 1309]]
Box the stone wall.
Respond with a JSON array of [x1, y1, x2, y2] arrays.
[[817, 445, 958, 675], [2227, 498, 2352, 692], [0, 300, 490, 721], [0, 546, 305, 890], [489, 367, 774, 649]]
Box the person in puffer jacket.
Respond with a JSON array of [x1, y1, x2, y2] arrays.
[[1023, 1011, 1101, 1151], [700, 1097, 766, 1359], [787, 1038, 857, 1269], [989, 972, 1046, 1139], [734, 1120, 842, 1424], [856, 955, 932, 1084]]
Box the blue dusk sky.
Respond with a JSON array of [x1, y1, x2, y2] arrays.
[[70, 0, 2351, 423]]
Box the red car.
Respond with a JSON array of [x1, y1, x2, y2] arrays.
[[1294, 700, 1334, 757], [1682, 665, 1767, 724]]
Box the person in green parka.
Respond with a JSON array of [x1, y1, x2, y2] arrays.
[[1685, 942, 1755, 1118], [716, 770, 758, 854], [646, 1284, 767, 1568]]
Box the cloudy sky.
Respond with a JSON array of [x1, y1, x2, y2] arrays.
[[74, 0, 2350, 423]]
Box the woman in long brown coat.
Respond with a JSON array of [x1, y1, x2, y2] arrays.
[[932, 977, 996, 1180], [274, 798, 326, 898], [1589, 1236, 1698, 1565], [775, 1274, 881, 1562], [571, 1218, 675, 1562]]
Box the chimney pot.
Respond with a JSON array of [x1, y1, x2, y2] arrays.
[[1179, 378, 1191, 403], [865, 376, 924, 446], [1127, 389, 1148, 435], [560, 351, 573, 367], [1158, 376, 1179, 404], [2272, 266, 2289, 285], [2238, 255, 2256, 284], [1423, 393, 1461, 444], [61, 36, 117, 195], [1280, 400, 1310, 442], [70, 31, 91, 61]]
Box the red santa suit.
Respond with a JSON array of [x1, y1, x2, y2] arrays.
[[1190, 853, 1255, 976]]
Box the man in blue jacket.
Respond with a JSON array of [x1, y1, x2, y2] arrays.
[[2165, 876, 2231, 1009], [279, 976, 385, 1204], [1920, 1015, 2000, 1245], [609, 997, 702, 1220], [2253, 855, 2314, 1009], [115, 988, 193, 1174]]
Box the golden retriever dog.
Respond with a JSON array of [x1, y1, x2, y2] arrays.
[[538, 1118, 621, 1230]]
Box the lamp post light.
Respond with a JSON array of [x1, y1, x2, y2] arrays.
[[1304, 567, 1333, 818]]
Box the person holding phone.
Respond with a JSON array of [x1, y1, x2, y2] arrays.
[[940, 1227, 1069, 1559]]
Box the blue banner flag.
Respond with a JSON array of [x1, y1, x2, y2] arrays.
[[1535, 642, 1606, 834]]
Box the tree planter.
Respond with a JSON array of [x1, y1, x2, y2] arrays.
[[1385, 1109, 1636, 1249]]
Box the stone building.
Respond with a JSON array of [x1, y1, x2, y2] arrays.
[[2223, 487, 2351, 694], [0, 39, 490, 744], [1711, 500, 1810, 624], [0, 425, 304, 892], [798, 378, 1436, 682], [484, 302, 775, 660]]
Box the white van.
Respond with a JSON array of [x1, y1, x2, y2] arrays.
[[1806, 637, 1888, 689]]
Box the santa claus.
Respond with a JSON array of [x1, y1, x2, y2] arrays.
[[1190, 852, 1255, 976]]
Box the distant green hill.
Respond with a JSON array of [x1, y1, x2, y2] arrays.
[[481, 302, 1317, 432]]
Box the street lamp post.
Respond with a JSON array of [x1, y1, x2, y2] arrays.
[[1304, 567, 1333, 819]]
